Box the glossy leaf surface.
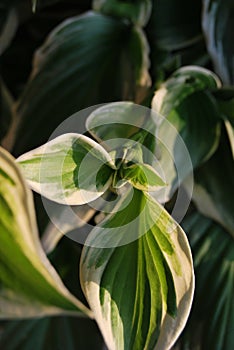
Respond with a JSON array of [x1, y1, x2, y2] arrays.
[[80, 189, 194, 350], [0, 147, 91, 318], [13, 12, 150, 156], [181, 213, 234, 350], [202, 0, 234, 84], [17, 133, 114, 205]]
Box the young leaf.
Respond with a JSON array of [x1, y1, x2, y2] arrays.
[[0, 147, 92, 318], [120, 162, 166, 191], [16, 133, 115, 205], [80, 189, 194, 350], [86, 101, 147, 144]]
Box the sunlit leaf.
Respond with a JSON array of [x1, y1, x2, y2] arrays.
[[180, 212, 234, 350], [13, 11, 150, 156], [17, 133, 115, 205], [86, 102, 148, 144], [151, 66, 222, 201], [80, 189, 194, 350], [0, 147, 92, 318], [120, 162, 166, 191], [86, 101, 157, 167], [202, 0, 234, 84]]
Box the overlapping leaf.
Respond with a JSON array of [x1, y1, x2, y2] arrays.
[[213, 87, 234, 157], [0, 316, 104, 349], [0, 80, 14, 144], [16, 133, 115, 205], [202, 0, 234, 84], [80, 189, 194, 350], [151, 66, 222, 201], [0, 1, 18, 55], [180, 213, 234, 350], [146, 0, 202, 51], [145, 0, 206, 82], [191, 127, 234, 237], [86, 102, 148, 143], [0, 147, 91, 318], [13, 11, 150, 156], [93, 0, 152, 26]]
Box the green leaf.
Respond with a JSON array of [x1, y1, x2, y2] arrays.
[[0, 79, 14, 144], [32, 0, 37, 12], [0, 5, 18, 55], [80, 189, 194, 350], [120, 163, 166, 191], [86, 101, 148, 143], [151, 66, 222, 201], [0, 316, 104, 350], [17, 133, 115, 205], [146, 0, 202, 51], [93, 0, 152, 26], [152, 66, 221, 118], [145, 0, 207, 82], [41, 203, 97, 254], [0, 146, 91, 318], [214, 87, 234, 122], [213, 87, 234, 157], [86, 101, 157, 167], [202, 0, 234, 84], [13, 11, 150, 156], [225, 119, 234, 158], [189, 126, 234, 237], [181, 213, 234, 350]]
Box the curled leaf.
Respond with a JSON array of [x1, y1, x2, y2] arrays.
[[17, 133, 115, 205]]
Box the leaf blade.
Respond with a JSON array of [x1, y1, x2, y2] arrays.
[[80, 189, 194, 350], [0, 146, 92, 318], [17, 133, 114, 205]]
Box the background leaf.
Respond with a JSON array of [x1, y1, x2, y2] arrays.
[[145, 0, 207, 83], [190, 126, 234, 237], [151, 66, 221, 202], [93, 0, 152, 26], [202, 0, 234, 84], [0, 80, 14, 144], [179, 212, 234, 350], [13, 11, 150, 156], [0, 316, 105, 350], [0, 147, 91, 318], [147, 0, 202, 51], [80, 189, 194, 350]]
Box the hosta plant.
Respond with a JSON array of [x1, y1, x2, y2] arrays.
[[0, 0, 233, 349]]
